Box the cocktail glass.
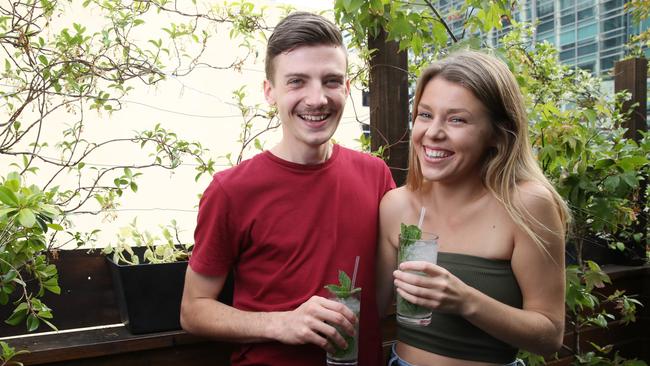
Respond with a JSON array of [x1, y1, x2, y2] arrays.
[[396, 232, 438, 326], [326, 291, 361, 366]]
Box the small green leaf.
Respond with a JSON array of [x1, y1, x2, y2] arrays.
[[338, 270, 352, 291], [5, 309, 27, 326], [400, 223, 422, 244], [26, 314, 39, 332], [46, 223, 64, 231], [18, 208, 36, 228], [0, 186, 19, 206]]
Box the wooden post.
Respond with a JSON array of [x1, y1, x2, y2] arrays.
[[368, 29, 410, 186], [614, 58, 648, 141], [614, 57, 648, 263]]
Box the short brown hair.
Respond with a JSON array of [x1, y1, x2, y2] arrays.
[[265, 11, 345, 82]]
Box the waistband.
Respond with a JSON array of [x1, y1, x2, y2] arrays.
[[388, 343, 525, 366]]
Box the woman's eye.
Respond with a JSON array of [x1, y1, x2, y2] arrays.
[[450, 117, 465, 123], [417, 112, 432, 119]]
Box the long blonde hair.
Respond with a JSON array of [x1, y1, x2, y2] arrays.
[[406, 50, 570, 250]]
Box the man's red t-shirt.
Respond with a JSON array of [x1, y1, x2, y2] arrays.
[[190, 145, 395, 366]]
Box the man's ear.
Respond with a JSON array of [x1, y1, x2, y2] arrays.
[[263, 79, 275, 105], [345, 78, 351, 98]]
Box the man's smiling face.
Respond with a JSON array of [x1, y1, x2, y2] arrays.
[[264, 44, 349, 151]]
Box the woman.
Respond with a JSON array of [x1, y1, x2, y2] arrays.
[[377, 50, 570, 366]]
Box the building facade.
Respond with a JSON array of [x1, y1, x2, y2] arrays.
[[436, 0, 649, 76]]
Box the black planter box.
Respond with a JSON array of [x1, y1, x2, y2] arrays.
[[106, 248, 187, 334]]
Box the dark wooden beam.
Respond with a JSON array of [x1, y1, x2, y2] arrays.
[[614, 57, 648, 141], [614, 57, 648, 263], [368, 29, 410, 186]]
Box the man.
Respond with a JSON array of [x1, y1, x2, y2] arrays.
[[180, 11, 395, 366]]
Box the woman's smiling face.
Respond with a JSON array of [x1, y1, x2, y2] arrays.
[[411, 76, 494, 184]]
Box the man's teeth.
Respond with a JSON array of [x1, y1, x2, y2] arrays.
[[425, 149, 450, 158], [300, 114, 328, 122]]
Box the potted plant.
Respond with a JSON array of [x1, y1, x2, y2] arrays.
[[103, 219, 192, 334]]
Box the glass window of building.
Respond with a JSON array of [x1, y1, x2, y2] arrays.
[[577, 22, 597, 41], [538, 19, 555, 33], [601, 0, 623, 13], [560, 30, 575, 46], [577, 8, 594, 21], [601, 35, 624, 51], [560, 0, 573, 10], [560, 48, 575, 61], [603, 16, 624, 32], [561, 13, 575, 26], [536, 0, 554, 17], [577, 0, 594, 10], [578, 42, 597, 56], [600, 54, 621, 71]]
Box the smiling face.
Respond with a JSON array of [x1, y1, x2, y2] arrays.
[[264, 45, 349, 157], [412, 76, 494, 185]]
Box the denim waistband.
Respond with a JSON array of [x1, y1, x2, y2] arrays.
[[388, 343, 525, 366]]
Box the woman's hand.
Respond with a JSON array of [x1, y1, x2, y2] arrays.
[[393, 260, 474, 316]]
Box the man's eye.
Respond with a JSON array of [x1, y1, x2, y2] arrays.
[[326, 79, 343, 86], [288, 79, 302, 85], [450, 117, 466, 123]]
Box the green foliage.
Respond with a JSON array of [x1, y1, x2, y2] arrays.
[[500, 24, 649, 265], [0, 340, 29, 366], [625, 0, 650, 58], [334, 0, 510, 86], [324, 270, 361, 299], [498, 24, 648, 365], [229, 86, 280, 166], [103, 219, 192, 265], [0, 173, 60, 333]]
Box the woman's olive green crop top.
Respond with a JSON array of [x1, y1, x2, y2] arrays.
[[397, 252, 523, 364]]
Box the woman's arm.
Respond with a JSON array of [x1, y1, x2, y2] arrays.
[[394, 182, 566, 355], [376, 188, 404, 318]]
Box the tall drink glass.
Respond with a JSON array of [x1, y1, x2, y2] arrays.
[[326, 291, 361, 366], [396, 232, 438, 326]]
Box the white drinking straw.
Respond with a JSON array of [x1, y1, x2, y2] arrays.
[[351, 255, 360, 289], [417, 206, 426, 229]]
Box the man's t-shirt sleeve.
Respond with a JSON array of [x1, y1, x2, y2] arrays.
[[189, 176, 238, 277], [381, 159, 397, 193]]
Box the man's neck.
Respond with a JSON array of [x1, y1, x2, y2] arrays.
[[270, 141, 332, 165]]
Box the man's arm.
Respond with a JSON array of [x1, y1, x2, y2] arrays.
[[180, 267, 356, 352]]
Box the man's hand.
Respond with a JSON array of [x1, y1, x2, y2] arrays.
[[269, 295, 357, 353]]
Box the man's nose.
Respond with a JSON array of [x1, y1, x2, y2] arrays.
[[304, 83, 327, 107]]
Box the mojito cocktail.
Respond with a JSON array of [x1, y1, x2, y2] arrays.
[[326, 293, 360, 366], [324, 270, 361, 366], [397, 229, 438, 326]]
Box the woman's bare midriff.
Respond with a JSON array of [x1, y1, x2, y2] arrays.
[[395, 342, 502, 366]]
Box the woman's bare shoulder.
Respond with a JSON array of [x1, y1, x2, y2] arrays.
[[516, 181, 557, 211], [515, 180, 564, 236], [381, 186, 415, 210]]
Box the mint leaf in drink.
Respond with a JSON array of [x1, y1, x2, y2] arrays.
[[338, 270, 352, 291], [400, 223, 422, 246], [325, 270, 361, 299]]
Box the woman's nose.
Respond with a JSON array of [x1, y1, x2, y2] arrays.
[[425, 119, 445, 139]]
